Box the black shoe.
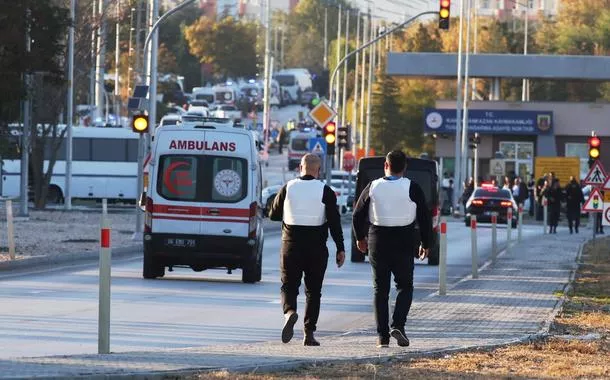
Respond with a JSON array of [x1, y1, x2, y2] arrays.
[[376, 336, 390, 348], [390, 328, 410, 347], [303, 331, 320, 346], [569, 228, 573, 234], [575, 227, 579, 234], [281, 311, 298, 343]]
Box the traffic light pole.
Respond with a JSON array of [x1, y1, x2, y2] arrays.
[[328, 11, 437, 154]]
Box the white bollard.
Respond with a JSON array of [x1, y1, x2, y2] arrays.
[[98, 201, 111, 355], [470, 215, 478, 279], [6, 200, 16, 260], [518, 204, 523, 242], [491, 212, 498, 264], [439, 218, 448, 296], [543, 198, 548, 234], [507, 207, 513, 255]]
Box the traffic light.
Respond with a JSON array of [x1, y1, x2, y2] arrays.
[[323, 121, 336, 155], [588, 134, 601, 167], [468, 134, 481, 150], [308, 97, 321, 111], [132, 113, 149, 134], [439, 0, 450, 30], [337, 125, 349, 150]]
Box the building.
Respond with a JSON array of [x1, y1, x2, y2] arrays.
[[478, 0, 560, 20], [426, 100, 610, 183]]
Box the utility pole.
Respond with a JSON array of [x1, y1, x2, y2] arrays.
[[65, 0, 76, 211], [460, 0, 473, 189], [359, 12, 368, 150], [453, 0, 467, 214], [364, 16, 375, 158], [127, 6, 135, 100], [339, 11, 349, 169], [95, 0, 108, 124], [280, 24, 285, 70], [351, 11, 361, 156], [471, 0, 479, 100], [115, 0, 121, 125], [20, 8, 32, 217], [90, 0, 97, 107], [148, 0, 159, 129], [522, 2, 529, 102], [323, 7, 328, 69], [262, 0, 272, 158]]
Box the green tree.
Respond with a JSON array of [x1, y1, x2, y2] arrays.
[[184, 16, 258, 80], [370, 66, 404, 154]]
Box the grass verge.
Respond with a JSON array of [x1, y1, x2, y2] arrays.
[[191, 237, 610, 380]]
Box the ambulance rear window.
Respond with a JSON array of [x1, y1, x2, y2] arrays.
[[157, 155, 248, 203], [291, 139, 308, 151]]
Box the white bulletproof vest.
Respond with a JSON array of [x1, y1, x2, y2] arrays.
[[369, 177, 417, 227], [283, 179, 326, 226]]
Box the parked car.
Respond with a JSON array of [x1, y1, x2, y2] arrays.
[[213, 104, 242, 120], [187, 100, 210, 116], [159, 114, 181, 127], [464, 184, 518, 228]]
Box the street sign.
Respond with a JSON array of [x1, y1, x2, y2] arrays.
[[602, 175, 610, 191], [343, 151, 356, 172], [309, 100, 336, 128], [603, 204, 610, 226], [308, 138, 327, 155], [582, 188, 604, 212], [583, 161, 607, 186], [489, 159, 505, 176]]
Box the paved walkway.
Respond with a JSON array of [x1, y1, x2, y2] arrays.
[[0, 229, 588, 379]]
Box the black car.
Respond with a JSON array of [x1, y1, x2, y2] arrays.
[[351, 156, 441, 265], [464, 185, 518, 228]]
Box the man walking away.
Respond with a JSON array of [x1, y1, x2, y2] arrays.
[[269, 154, 345, 346], [543, 179, 563, 234], [352, 150, 433, 348], [565, 176, 584, 234]]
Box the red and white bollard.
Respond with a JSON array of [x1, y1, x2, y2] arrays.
[[439, 218, 447, 295], [518, 204, 523, 242], [491, 212, 498, 264], [99, 199, 111, 354], [470, 215, 478, 279], [507, 207, 513, 255]]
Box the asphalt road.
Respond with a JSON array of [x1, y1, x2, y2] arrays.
[[0, 220, 542, 359]]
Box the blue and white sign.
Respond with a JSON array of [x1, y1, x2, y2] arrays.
[[308, 138, 327, 155], [424, 108, 553, 135]]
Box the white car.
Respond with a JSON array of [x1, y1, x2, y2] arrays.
[[159, 114, 181, 127], [213, 105, 242, 120], [187, 100, 210, 116]]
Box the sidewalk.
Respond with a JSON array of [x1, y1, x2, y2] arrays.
[[0, 229, 588, 379]]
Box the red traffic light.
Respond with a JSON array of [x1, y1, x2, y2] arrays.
[[589, 136, 601, 148], [324, 121, 336, 145], [439, 0, 451, 30]]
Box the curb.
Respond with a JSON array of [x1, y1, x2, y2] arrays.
[[0, 245, 143, 272]]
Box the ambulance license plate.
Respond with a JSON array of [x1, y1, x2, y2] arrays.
[[165, 238, 196, 248]]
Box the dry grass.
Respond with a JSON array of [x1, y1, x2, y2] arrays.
[[192, 238, 610, 380]]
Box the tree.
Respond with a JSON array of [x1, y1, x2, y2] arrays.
[[184, 16, 258, 80], [370, 66, 405, 154]]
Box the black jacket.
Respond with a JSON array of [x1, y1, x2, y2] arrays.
[[565, 181, 584, 209], [269, 175, 345, 253], [352, 178, 433, 249]]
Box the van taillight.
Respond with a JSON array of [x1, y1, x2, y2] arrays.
[[144, 197, 153, 233], [248, 202, 257, 238], [432, 205, 440, 232]]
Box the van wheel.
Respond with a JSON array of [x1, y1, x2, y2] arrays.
[[351, 242, 366, 263], [242, 250, 261, 284], [143, 247, 165, 279], [427, 245, 440, 266]]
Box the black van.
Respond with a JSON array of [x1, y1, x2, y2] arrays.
[[351, 156, 441, 265]]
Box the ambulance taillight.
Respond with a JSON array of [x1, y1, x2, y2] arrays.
[[249, 201, 257, 239], [144, 197, 153, 233]]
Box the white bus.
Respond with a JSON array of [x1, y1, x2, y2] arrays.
[[1, 126, 140, 204], [273, 69, 313, 104]]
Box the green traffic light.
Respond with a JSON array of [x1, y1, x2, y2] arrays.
[[311, 98, 320, 107]]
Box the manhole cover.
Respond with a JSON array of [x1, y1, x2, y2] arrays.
[[62, 239, 97, 243]]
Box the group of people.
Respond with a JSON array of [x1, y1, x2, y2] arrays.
[[269, 151, 432, 348]]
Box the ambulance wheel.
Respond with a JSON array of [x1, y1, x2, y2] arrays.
[[351, 242, 366, 262], [427, 245, 440, 266], [143, 248, 165, 279], [242, 250, 262, 284]]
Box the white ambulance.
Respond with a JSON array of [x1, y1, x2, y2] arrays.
[[141, 117, 264, 283]]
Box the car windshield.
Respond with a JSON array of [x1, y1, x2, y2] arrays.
[[191, 101, 208, 107], [361, 168, 434, 206], [161, 119, 179, 126], [195, 94, 214, 103], [274, 75, 295, 87], [290, 139, 308, 151], [474, 188, 512, 199], [221, 105, 237, 111]]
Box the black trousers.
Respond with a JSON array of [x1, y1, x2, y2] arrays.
[[280, 240, 328, 332], [368, 225, 415, 338], [549, 204, 560, 227], [566, 206, 580, 231]]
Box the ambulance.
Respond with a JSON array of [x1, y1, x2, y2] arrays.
[[141, 117, 264, 283]]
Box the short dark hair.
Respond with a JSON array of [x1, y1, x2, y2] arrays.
[[386, 150, 406, 174]]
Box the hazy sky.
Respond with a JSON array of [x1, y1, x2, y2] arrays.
[[349, 0, 436, 23]]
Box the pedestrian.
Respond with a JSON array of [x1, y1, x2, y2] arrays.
[[460, 178, 474, 214], [527, 176, 535, 217], [352, 150, 433, 348], [564, 176, 584, 234], [535, 174, 546, 221], [269, 153, 345, 346], [543, 179, 562, 233], [596, 190, 605, 234], [277, 125, 286, 154]]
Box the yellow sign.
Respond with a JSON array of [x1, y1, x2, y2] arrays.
[[309, 100, 336, 128], [604, 192, 610, 203], [534, 157, 580, 184]]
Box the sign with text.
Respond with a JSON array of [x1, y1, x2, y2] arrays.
[[424, 108, 553, 135], [534, 157, 581, 185]]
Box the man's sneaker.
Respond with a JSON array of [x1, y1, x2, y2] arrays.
[[390, 328, 410, 347], [376, 336, 390, 348], [281, 311, 298, 343]]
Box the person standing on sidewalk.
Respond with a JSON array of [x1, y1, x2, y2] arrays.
[[565, 176, 584, 234], [543, 179, 563, 234], [352, 150, 433, 348], [269, 153, 346, 346], [277, 125, 286, 154]]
